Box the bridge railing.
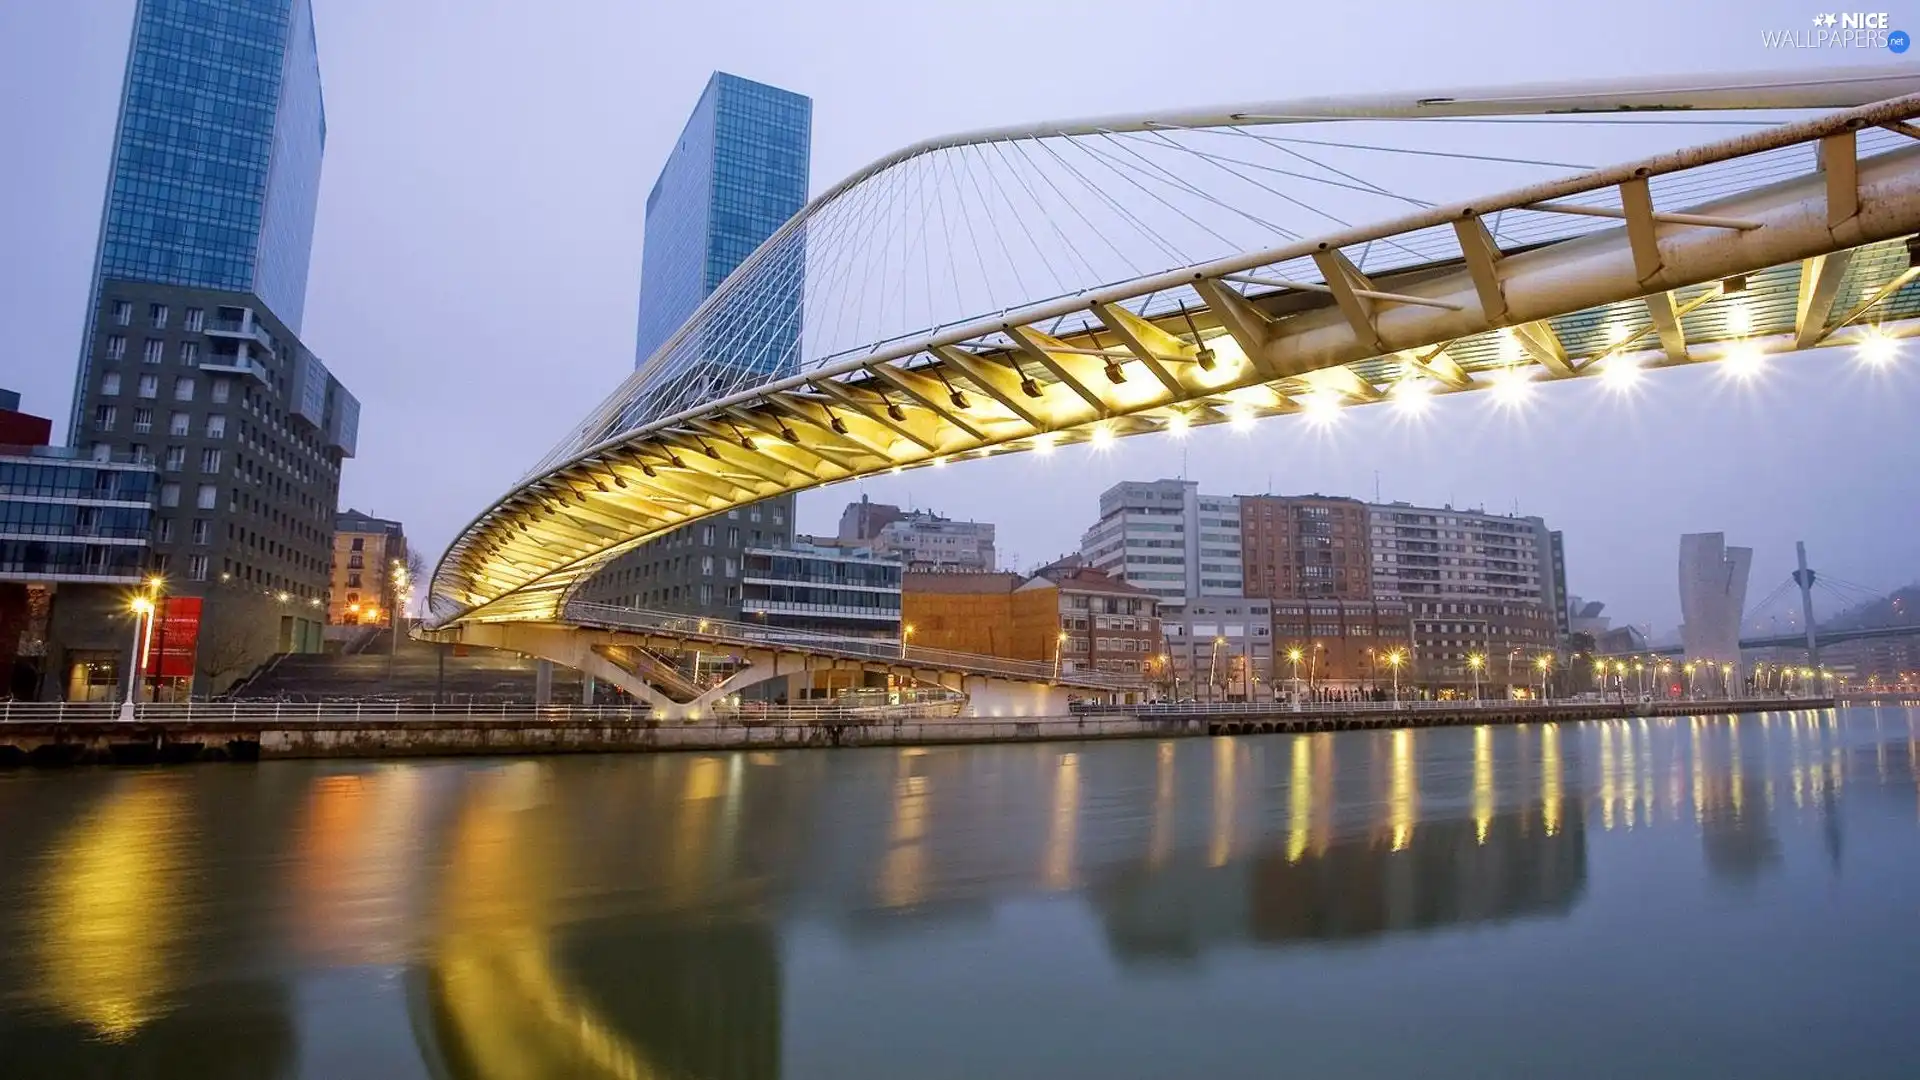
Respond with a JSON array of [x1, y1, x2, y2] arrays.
[[564, 601, 1141, 690]]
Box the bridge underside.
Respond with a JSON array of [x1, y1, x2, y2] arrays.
[[442, 622, 1084, 719], [430, 85, 1920, 630]]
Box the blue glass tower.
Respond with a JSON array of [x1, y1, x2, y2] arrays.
[[580, 73, 811, 626], [63, 0, 353, 689], [633, 72, 812, 369], [75, 0, 326, 436]]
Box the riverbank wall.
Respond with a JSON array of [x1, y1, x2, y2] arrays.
[[0, 698, 1839, 767]]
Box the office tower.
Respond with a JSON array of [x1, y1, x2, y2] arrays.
[[836, 496, 996, 572], [581, 73, 811, 620], [68, 0, 357, 692], [1079, 479, 1243, 601]]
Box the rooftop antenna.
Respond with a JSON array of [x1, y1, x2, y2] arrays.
[[1373, 470, 1381, 503]]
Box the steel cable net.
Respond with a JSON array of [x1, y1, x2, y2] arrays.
[[434, 71, 1920, 624], [539, 111, 1881, 477]]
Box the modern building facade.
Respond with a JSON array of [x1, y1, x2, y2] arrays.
[[1, 392, 157, 700], [1081, 479, 1242, 601], [66, 0, 352, 692], [1238, 494, 1371, 600], [741, 539, 901, 638], [328, 509, 405, 626], [580, 72, 812, 622], [1679, 532, 1752, 663]]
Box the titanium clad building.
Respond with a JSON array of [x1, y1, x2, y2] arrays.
[[67, 0, 357, 691]]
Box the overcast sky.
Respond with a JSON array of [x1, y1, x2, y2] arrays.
[[2, 0, 1917, 634]]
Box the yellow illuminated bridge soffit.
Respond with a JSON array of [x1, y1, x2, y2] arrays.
[[430, 67, 1920, 627]]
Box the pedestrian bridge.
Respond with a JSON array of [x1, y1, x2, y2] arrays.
[[429, 66, 1920, 637], [434, 601, 1138, 718]]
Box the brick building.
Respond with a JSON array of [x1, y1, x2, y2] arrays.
[[1239, 494, 1372, 600], [902, 566, 1159, 677]]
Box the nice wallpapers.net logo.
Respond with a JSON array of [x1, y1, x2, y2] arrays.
[[1761, 12, 1910, 51]]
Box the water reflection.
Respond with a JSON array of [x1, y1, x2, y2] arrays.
[[0, 707, 1916, 1078]]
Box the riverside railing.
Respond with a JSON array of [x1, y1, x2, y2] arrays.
[[0, 700, 972, 726]]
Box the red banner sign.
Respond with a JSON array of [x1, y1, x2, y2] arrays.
[[143, 596, 203, 679]]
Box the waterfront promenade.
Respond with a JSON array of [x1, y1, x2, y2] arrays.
[[0, 697, 1840, 766]]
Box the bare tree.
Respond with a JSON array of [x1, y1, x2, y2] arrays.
[[198, 616, 277, 693]]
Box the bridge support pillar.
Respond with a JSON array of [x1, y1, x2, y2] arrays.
[[534, 659, 553, 706]]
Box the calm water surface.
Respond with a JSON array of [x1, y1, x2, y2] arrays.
[[2, 706, 1918, 1078]]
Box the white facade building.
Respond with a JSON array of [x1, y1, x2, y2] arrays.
[[1080, 479, 1242, 601], [1678, 532, 1751, 663]]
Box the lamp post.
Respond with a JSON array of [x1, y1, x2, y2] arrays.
[[1536, 654, 1553, 702], [1506, 647, 1522, 698], [1385, 649, 1405, 706], [901, 623, 915, 660], [1467, 653, 1485, 704], [1054, 629, 1069, 680], [1309, 642, 1323, 702], [120, 595, 155, 721], [1722, 662, 1735, 699], [1208, 636, 1226, 702], [1287, 647, 1303, 705]]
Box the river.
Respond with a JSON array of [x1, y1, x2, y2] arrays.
[[1, 706, 1916, 1078]]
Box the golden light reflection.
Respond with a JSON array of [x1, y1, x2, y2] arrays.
[[1388, 729, 1417, 852], [1209, 738, 1236, 868], [1472, 726, 1494, 845], [1044, 752, 1081, 890], [1600, 722, 1616, 831], [1149, 741, 1176, 870], [33, 777, 189, 1041], [1311, 733, 1334, 857], [1692, 719, 1707, 825], [1287, 736, 1312, 863], [1621, 721, 1638, 830], [1541, 723, 1562, 837], [879, 771, 930, 909], [433, 765, 657, 1080], [1730, 719, 1745, 817]]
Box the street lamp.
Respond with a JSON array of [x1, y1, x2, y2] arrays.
[[1506, 647, 1523, 697], [1287, 646, 1304, 704], [1722, 662, 1735, 699], [1535, 654, 1553, 702], [1684, 661, 1697, 698], [120, 595, 155, 721], [1054, 629, 1069, 679], [901, 623, 916, 659], [1467, 653, 1486, 703], [1385, 649, 1406, 706], [1309, 642, 1324, 701]]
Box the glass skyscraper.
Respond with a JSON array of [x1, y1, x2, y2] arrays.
[[64, 0, 355, 692], [580, 73, 811, 630], [633, 72, 812, 370]]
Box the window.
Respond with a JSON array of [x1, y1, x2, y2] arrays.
[[191, 519, 210, 545], [129, 443, 150, 464], [184, 307, 204, 332], [701, 525, 715, 545], [350, 537, 364, 551], [187, 554, 209, 581], [94, 405, 116, 430], [105, 335, 126, 360], [150, 303, 168, 329], [179, 341, 199, 366], [169, 412, 189, 435], [701, 555, 714, 577], [727, 526, 740, 547], [205, 414, 225, 439], [164, 446, 185, 471], [159, 482, 180, 508], [137, 374, 158, 399], [174, 377, 195, 401], [155, 518, 174, 543], [195, 484, 217, 510], [699, 583, 714, 605], [101, 373, 121, 395], [750, 506, 761, 523], [112, 300, 132, 326], [200, 448, 221, 473], [724, 557, 737, 578], [142, 339, 164, 364], [347, 572, 362, 588], [210, 379, 230, 404], [127, 407, 151, 434]]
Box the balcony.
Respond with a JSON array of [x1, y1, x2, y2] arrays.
[[205, 313, 275, 352], [199, 350, 272, 386]]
